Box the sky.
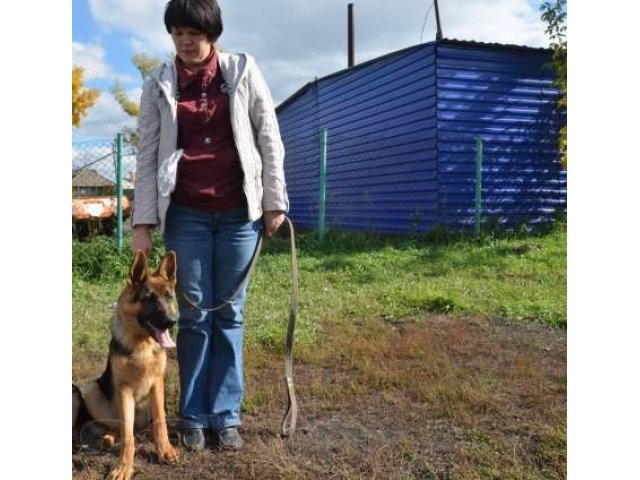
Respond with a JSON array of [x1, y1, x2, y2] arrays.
[[72, 0, 549, 141]]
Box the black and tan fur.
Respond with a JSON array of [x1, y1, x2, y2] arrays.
[[73, 250, 179, 480]]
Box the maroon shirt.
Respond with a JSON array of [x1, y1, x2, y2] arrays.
[[171, 48, 246, 211]]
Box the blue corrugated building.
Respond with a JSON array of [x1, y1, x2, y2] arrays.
[[276, 39, 567, 234]]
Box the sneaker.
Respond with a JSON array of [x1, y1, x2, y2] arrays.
[[216, 427, 244, 450], [181, 428, 207, 451]]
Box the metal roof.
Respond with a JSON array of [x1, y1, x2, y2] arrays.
[[439, 38, 549, 53], [276, 39, 550, 114]]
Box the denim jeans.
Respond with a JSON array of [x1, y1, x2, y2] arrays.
[[164, 203, 261, 430]]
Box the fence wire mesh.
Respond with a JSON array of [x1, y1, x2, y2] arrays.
[[72, 137, 137, 240]]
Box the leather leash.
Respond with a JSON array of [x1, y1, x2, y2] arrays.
[[279, 216, 298, 437], [178, 216, 299, 437]]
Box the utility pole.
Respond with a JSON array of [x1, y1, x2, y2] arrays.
[[434, 0, 443, 41], [348, 3, 355, 67]]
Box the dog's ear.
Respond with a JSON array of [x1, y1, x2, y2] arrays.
[[158, 251, 177, 283], [130, 249, 149, 286]]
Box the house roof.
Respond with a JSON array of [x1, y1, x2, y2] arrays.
[[72, 169, 115, 188], [276, 38, 550, 113]]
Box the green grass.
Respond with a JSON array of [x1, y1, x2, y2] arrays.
[[73, 224, 566, 357]]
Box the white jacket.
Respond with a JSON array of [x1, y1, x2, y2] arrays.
[[132, 51, 289, 232]]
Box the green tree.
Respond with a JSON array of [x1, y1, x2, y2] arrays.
[[540, 0, 567, 167], [72, 66, 100, 127]]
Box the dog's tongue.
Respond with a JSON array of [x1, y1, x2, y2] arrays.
[[158, 330, 176, 349], [147, 324, 176, 349]]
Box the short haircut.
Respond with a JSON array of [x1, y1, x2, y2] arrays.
[[164, 0, 223, 43]]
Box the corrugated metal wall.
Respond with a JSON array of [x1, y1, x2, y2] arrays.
[[277, 40, 567, 234], [277, 86, 320, 229], [436, 41, 567, 228], [278, 44, 439, 233]]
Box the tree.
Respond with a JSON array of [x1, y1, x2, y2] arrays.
[[112, 54, 163, 118], [72, 66, 100, 127], [112, 54, 163, 146], [540, 0, 567, 167]]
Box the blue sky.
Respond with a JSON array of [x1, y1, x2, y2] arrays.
[[72, 0, 549, 141]]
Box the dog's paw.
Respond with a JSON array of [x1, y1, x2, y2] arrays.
[[101, 434, 116, 449], [107, 462, 134, 480], [157, 444, 179, 464]]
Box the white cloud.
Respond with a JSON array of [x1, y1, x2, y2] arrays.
[[72, 89, 137, 140], [88, 0, 175, 56], [73, 41, 134, 82], [81, 0, 549, 111], [441, 0, 546, 47], [218, 0, 548, 103]]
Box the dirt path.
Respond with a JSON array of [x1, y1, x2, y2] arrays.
[[72, 315, 566, 479]]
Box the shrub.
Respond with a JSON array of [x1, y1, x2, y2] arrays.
[[72, 232, 166, 281]]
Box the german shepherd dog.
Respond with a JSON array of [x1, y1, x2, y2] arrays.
[[73, 250, 179, 480]]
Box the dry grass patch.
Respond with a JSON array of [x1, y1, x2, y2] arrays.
[[73, 314, 565, 479]]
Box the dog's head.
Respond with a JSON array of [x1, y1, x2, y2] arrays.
[[124, 250, 178, 349]]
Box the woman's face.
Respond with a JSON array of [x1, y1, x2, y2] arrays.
[[171, 26, 212, 67]]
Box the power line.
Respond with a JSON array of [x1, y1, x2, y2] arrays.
[[420, 2, 435, 43]]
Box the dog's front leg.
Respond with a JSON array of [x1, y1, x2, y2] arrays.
[[108, 387, 135, 480], [151, 376, 178, 463]]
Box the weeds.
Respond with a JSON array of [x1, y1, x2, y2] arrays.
[[73, 225, 566, 361]]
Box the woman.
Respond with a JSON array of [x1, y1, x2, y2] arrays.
[[131, 0, 288, 451]]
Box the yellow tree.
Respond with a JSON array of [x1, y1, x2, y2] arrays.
[[72, 66, 100, 126], [112, 54, 163, 145], [112, 54, 163, 118]]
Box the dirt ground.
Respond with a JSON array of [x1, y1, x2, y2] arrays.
[[72, 315, 566, 479]]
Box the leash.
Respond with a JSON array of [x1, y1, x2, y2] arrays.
[[279, 216, 298, 437], [179, 234, 263, 314], [178, 216, 299, 437]]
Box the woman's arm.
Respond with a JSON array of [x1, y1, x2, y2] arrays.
[[131, 77, 162, 252], [247, 59, 289, 216], [132, 77, 161, 228]]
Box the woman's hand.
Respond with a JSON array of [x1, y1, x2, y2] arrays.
[[132, 225, 153, 254], [263, 211, 285, 237]]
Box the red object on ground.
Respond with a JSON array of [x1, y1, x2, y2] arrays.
[[72, 197, 131, 220]]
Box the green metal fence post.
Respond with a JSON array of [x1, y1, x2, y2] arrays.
[[318, 128, 328, 243], [116, 133, 124, 253], [474, 137, 483, 239]]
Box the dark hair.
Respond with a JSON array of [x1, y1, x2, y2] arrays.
[[164, 0, 223, 43]]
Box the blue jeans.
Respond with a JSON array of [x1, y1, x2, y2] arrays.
[[164, 203, 261, 430]]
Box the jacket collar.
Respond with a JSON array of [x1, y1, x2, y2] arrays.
[[175, 47, 218, 91], [151, 51, 250, 104]]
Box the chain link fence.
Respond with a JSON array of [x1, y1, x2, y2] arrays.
[[72, 136, 136, 242]]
